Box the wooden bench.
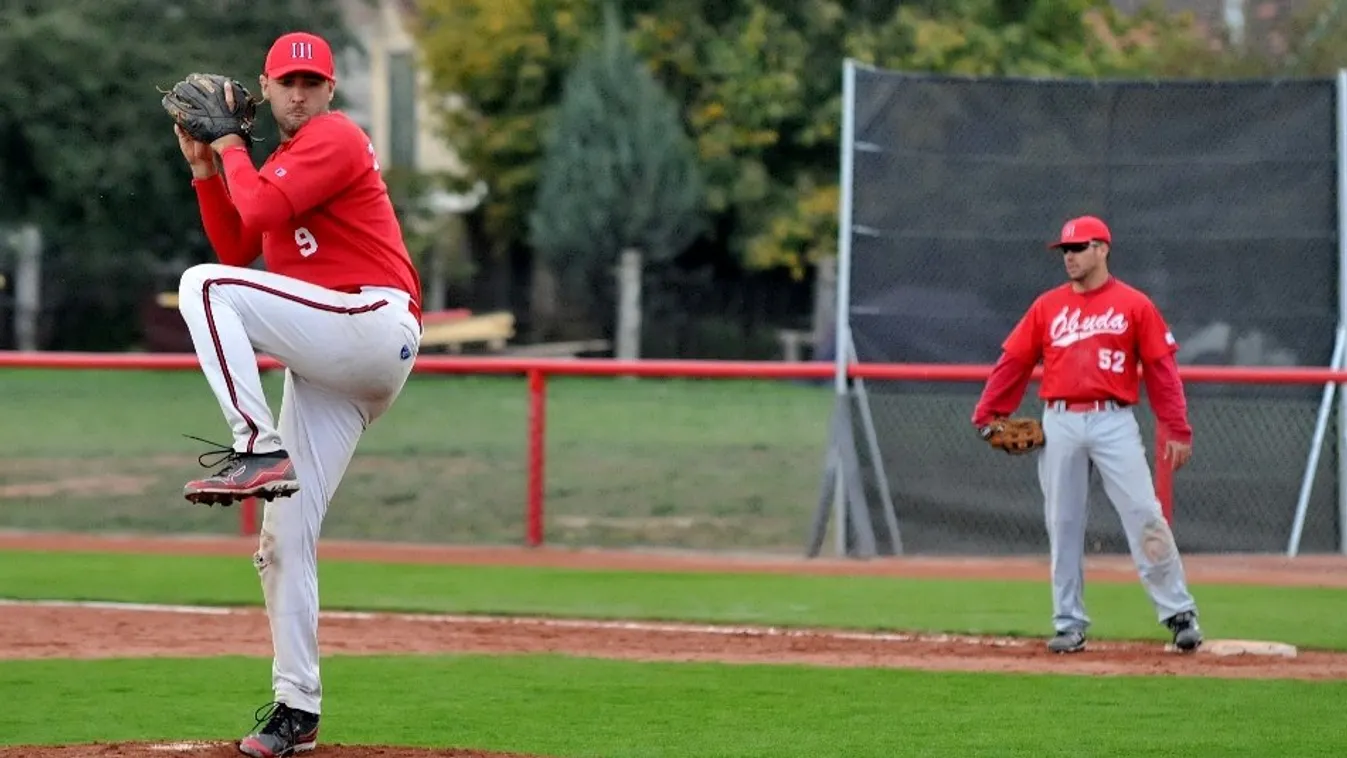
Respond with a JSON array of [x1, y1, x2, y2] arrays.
[[419, 311, 516, 353]]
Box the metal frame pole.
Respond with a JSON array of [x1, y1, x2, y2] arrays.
[[1287, 325, 1347, 556], [831, 58, 858, 557], [1337, 69, 1347, 554], [848, 333, 902, 554]]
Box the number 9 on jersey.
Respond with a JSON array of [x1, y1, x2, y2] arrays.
[[295, 226, 319, 257]]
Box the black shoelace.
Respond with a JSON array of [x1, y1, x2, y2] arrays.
[[252, 701, 302, 737], [183, 434, 241, 474]]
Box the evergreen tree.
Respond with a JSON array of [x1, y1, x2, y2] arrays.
[[527, 3, 706, 354], [0, 0, 355, 349]]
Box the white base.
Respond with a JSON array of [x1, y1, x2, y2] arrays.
[[1165, 639, 1298, 657]]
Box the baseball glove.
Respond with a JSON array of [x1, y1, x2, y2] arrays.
[[160, 73, 258, 144], [979, 417, 1045, 455]]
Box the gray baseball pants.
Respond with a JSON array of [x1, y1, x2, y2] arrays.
[[1038, 401, 1199, 633]]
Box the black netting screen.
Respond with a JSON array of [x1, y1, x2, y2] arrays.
[[844, 65, 1341, 554]]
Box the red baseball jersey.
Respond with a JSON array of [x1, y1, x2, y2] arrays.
[[255, 113, 421, 304], [1001, 277, 1177, 405], [206, 111, 422, 317]]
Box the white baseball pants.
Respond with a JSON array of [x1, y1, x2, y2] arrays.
[[176, 263, 421, 714]]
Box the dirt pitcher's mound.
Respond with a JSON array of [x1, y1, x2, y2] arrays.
[[0, 744, 546, 758], [0, 601, 1341, 681]]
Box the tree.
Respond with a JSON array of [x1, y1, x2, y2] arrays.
[[412, 0, 1280, 358], [416, 0, 1218, 284], [629, 0, 1217, 279], [411, 0, 598, 259], [0, 0, 355, 349], [528, 4, 706, 359]]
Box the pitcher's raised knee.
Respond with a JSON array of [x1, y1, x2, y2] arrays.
[[177, 263, 233, 312]]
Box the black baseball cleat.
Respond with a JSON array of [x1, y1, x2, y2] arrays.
[[1165, 611, 1203, 652], [1047, 629, 1086, 654], [238, 701, 320, 758], [183, 435, 300, 506]]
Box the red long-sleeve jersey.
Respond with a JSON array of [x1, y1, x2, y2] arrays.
[[971, 277, 1193, 443], [190, 111, 422, 319]]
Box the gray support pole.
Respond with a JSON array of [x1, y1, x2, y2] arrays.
[[1287, 324, 1346, 557], [1337, 70, 1347, 554], [849, 333, 901, 554], [830, 58, 858, 557], [807, 398, 846, 558]]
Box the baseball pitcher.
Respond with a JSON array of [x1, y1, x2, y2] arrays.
[[972, 215, 1203, 655], [161, 31, 423, 757]]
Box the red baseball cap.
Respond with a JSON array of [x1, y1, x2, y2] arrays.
[[1048, 215, 1111, 249], [265, 32, 336, 81]]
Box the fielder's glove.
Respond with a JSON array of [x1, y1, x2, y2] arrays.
[[160, 73, 258, 144], [978, 416, 1045, 455]]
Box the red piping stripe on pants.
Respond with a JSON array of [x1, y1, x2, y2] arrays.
[[201, 277, 391, 454]]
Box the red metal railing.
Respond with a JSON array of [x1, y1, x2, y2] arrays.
[[3, 350, 1343, 543]]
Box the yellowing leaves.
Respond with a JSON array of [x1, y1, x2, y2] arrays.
[[746, 184, 840, 280], [412, 0, 596, 253], [411, 0, 1234, 275]]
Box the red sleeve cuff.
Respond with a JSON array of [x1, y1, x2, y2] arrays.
[[1143, 354, 1193, 442]]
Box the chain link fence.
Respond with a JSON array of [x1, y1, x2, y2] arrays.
[[851, 379, 1340, 556], [0, 369, 835, 554], [840, 64, 1343, 555]]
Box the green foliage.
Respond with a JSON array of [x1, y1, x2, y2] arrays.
[[0, 0, 355, 348], [426, 0, 1347, 284], [411, 0, 598, 257], [843, 0, 1211, 78], [1168, 0, 1347, 78], [414, 0, 1234, 284], [528, 5, 706, 292], [8, 653, 1346, 757]]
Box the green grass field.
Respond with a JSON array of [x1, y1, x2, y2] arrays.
[[3, 369, 1344, 755], [2, 549, 1345, 757], [0, 369, 833, 550]]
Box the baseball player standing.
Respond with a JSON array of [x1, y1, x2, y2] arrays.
[[971, 215, 1203, 655], [172, 31, 423, 756]]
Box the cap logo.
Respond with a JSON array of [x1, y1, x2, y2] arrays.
[[290, 41, 314, 60], [1062, 221, 1075, 238]]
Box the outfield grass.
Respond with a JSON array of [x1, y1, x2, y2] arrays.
[[0, 369, 833, 550], [3, 551, 1346, 650], [3, 654, 1344, 757]]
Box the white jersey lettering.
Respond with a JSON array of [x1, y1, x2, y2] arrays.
[[1048, 306, 1129, 348]]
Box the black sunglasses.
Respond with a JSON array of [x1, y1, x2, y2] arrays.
[[1058, 242, 1094, 253]]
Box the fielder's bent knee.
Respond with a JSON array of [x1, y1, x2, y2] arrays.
[[1141, 517, 1177, 564]]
